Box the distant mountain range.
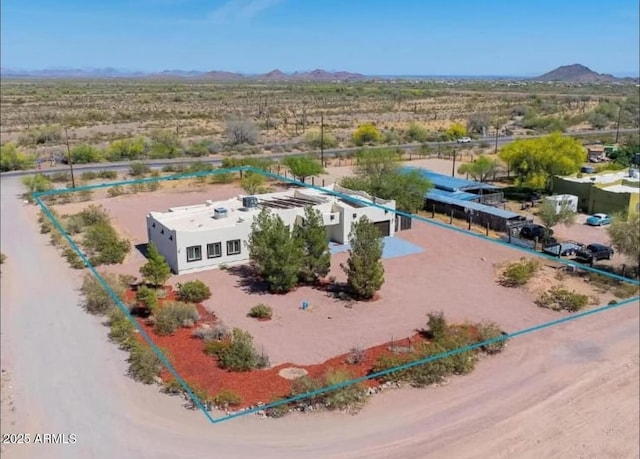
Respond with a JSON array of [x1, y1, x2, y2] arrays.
[[532, 64, 638, 83], [0, 67, 367, 81], [1, 64, 637, 83]]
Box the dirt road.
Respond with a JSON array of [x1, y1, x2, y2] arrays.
[[1, 177, 638, 459]]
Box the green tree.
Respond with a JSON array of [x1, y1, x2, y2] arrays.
[[498, 132, 586, 189], [608, 140, 639, 167], [294, 207, 331, 284], [537, 199, 576, 243], [247, 209, 303, 293], [71, 144, 103, 164], [607, 212, 640, 268], [341, 149, 432, 212], [240, 171, 267, 194], [149, 130, 181, 158], [445, 123, 467, 140], [352, 123, 382, 146], [0, 143, 36, 171], [139, 242, 172, 287], [457, 155, 501, 182], [342, 216, 385, 299], [106, 137, 147, 161], [282, 155, 324, 183]]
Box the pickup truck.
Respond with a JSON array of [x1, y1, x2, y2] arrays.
[[542, 241, 584, 257]]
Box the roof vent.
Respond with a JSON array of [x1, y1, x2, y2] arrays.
[[213, 207, 228, 219]]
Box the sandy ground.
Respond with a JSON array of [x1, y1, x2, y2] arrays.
[[1, 175, 639, 459]]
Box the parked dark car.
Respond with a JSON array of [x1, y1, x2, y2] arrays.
[[575, 243, 614, 262], [542, 241, 584, 257], [519, 224, 554, 241]]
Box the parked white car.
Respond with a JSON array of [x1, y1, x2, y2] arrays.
[[456, 137, 472, 143]]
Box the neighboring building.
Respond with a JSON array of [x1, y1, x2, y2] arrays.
[[146, 184, 396, 274], [544, 194, 579, 213], [403, 167, 526, 232], [552, 169, 640, 214], [585, 145, 606, 163]]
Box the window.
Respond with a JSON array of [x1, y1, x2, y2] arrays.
[[207, 242, 222, 259], [227, 239, 241, 255], [186, 245, 202, 262]]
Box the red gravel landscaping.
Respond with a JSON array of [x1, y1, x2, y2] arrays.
[[125, 288, 431, 409]]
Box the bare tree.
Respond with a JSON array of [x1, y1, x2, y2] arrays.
[[225, 119, 260, 145]]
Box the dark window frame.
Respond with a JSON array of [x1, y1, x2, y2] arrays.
[[226, 239, 241, 256], [186, 245, 202, 262], [207, 242, 222, 259]]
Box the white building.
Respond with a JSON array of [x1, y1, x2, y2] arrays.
[[146, 184, 396, 274]]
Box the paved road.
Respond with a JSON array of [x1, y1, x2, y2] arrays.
[[1, 128, 635, 178], [1, 176, 638, 459]]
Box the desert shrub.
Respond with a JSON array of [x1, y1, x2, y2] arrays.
[[213, 390, 242, 409], [218, 329, 263, 372], [500, 258, 541, 287], [107, 186, 126, 197], [226, 119, 260, 145], [247, 304, 273, 319], [204, 340, 231, 358], [407, 344, 452, 387], [77, 189, 94, 202], [51, 172, 72, 182], [322, 369, 368, 411], [345, 346, 366, 365], [80, 272, 127, 315], [426, 311, 448, 341], [433, 337, 478, 375], [210, 171, 235, 183], [185, 384, 213, 410], [352, 123, 382, 146], [135, 285, 158, 312], [193, 322, 228, 342], [63, 246, 85, 269], [290, 375, 324, 405], [0, 253, 5, 265], [176, 280, 211, 303], [106, 307, 137, 351], [127, 344, 162, 384], [371, 354, 411, 383], [476, 321, 507, 354], [146, 181, 160, 192], [162, 378, 184, 396], [129, 161, 151, 177], [536, 286, 589, 312], [265, 398, 290, 418], [97, 170, 118, 179], [83, 222, 131, 265], [154, 301, 199, 335]]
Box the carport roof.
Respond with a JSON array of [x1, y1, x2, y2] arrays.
[[427, 188, 479, 201], [402, 167, 499, 193], [426, 193, 523, 220]]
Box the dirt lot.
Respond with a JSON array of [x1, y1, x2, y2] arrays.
[[3, 173, 639, 458], [50, 176, 633, 366]]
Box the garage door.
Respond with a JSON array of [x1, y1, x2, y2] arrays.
[[373, 220, 391, 237]]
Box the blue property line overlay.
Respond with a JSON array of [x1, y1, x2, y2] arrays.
[[30, 165, 640, 425]]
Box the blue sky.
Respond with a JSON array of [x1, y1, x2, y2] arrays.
[[2, 0, 638, 75]]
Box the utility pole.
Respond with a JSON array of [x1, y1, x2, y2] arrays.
[[615, 106, 622, 144], [320, 113, 325, 167], [452, 148, 457, 177], [494, 124, 500, 155], [64, 127, 76, 189]]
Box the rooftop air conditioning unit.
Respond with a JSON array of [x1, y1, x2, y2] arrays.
[[242, 196, 258, 209], [213, 207, 228, 219]]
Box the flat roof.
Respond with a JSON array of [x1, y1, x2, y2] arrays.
[[601, 184, 640, 194], [426, 193, 524, 220], [148, 185, 384, 231], [561, 170, 639, 184], [402, 167, 499, 193], [427, 188, 479, 201]]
